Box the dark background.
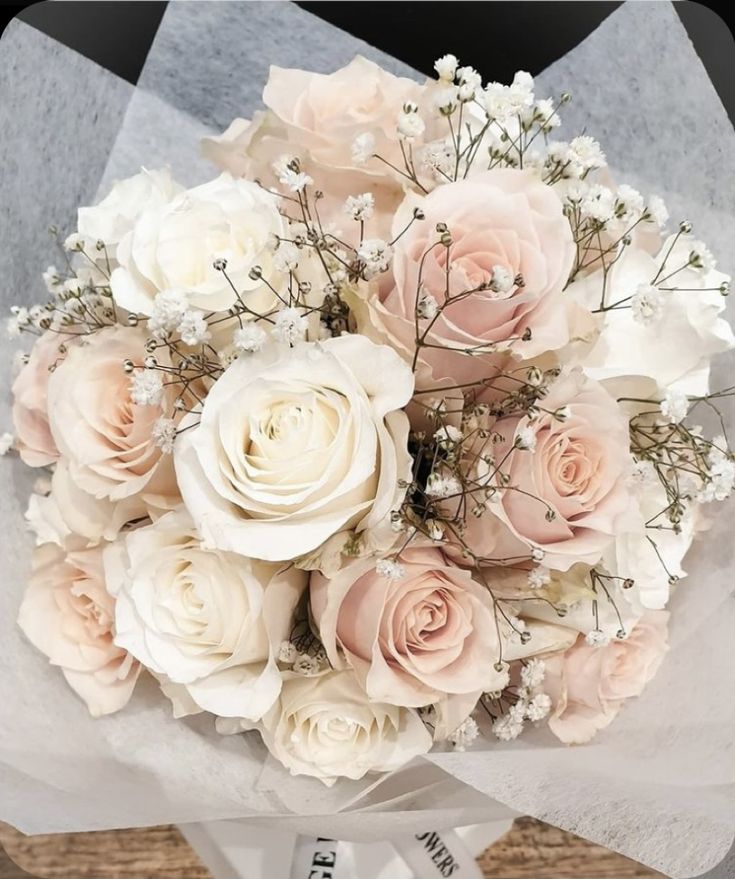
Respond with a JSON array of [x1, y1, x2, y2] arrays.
[[2, 1, 735, 126]]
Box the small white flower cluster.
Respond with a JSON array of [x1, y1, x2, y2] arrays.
[[697, 438, 735, 503], [63, 232, 86, 252], [351, 132, 376, 165], [272, 307, 308, 346], [628, 458, 658, 490], [151, 416, 177, 453], [491, 660, 551, 741], [6, 307, 29, 339], [520, 658, 546, 690], [130, 369, 164, 406], [631, 283, 665, 325], [277, 641, 322, 676], [493, 691, 552, 741], [397, 101, 426, 141], [489, 265, 515, 295], [515, 425, 537, 451], [433, 424, 463, 448], [0, 431, 15, 456], [547, 136, 606, 179], [527, 565, 551, 590], [585, 629, 613, 648], [273, 240, 300, 273], [178, 311, 211, 347], [344, 193, 375, 222], [417, 291, 439, 320], [565, 179, 666, 235], [483, 70, 535, 123], [420, 140, 454, 179], [448, 716, 479, 751], [233, 323, 267, 354], [689, 241, 716, 273], [273, 155, 312, 193], [431, 56, 484, 114], [660, 389, 689, 424], [148, 290, 209, 346], [357, 239, 393, 280], [375, 558, 406, 581], [425, 472, 461, 499]]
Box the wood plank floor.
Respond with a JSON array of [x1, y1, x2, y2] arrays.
[[0, 818, 662, 879]]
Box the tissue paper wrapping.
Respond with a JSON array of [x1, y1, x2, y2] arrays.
[[1, 4, 733, 876]]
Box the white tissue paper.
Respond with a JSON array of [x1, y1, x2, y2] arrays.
[[1, 3, 734, 878]]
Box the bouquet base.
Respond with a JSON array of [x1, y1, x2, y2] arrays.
[[178, 817, 516, 879]]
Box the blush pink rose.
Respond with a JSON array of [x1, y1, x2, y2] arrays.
[[543, 611, 669, 744], [202, 57, 424, 239], [203, 56, 422, 178], [12, 331, 69, 467], [18, 542, 141, 717], [310, 544, 507, 707], [456, 368, 632, 571], [47, 325, 179, 509], [360, 170, 581, 387]]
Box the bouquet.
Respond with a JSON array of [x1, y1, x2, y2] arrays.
[[5, 48, 734, 790], [4, 6, 735, 872]]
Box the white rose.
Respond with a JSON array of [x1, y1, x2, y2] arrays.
[[254, 670, 432, 785], [77, 168, 183, 254], [18, 542, 141, 717], [604, 477, 697, 610], [104, 508, 306, 720], [110, 173, 286, 315], [174, 335, 414, 564], [569, 236, 734, 396]]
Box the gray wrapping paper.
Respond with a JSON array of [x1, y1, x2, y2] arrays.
[[1, 4, 734, 876]]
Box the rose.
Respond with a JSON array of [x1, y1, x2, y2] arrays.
[[77, 167, 183, 255], [457, 368, 632, 571], [25, 460, 149, 548], [104, 508, 306, 720], [175, 335, 414, 566], [311, 545, 508, 707], [202, 58, 424, 240], [12, 331, 67, 467], [356, 170, 581, 386], [252, 669, 432, 784], [568, 236, 734, 397], [47, 325, 178, 509], [18, 542, 140, 717], [203, 57, 422, 179], [543, 611, 669, 744], [604, 469, 698, 611], [110, 173, 285, 316]]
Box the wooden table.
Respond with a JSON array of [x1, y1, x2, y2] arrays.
[[0, 819, 662, 878]]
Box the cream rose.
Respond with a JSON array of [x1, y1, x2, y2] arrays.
[[105, 508, 306, 720], [457, 368, 632, 571], [254, 670, 432, 784], [47, 325, 178, 508], [311, 545, 507, 707], [544, 611, 669, 744], [568, 236, 734, 397], [175, 335, 414, 564], [25, 460, 148, 548], [110, 173, 285, 316], [18, 542, 140, 717], [77, 167, 183, 255], [358, 170, 581, 386], [12, 331, 67, 467]]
